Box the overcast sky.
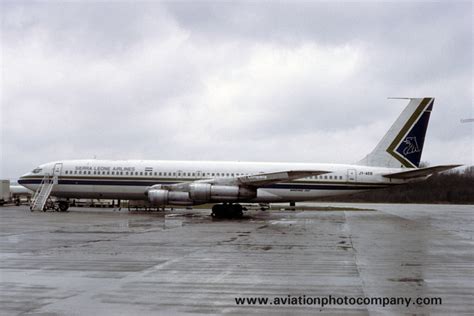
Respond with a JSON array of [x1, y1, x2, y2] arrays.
[[1, 1, 472, 179]]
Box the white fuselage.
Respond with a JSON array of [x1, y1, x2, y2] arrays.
[[19, 159, 407, 204]]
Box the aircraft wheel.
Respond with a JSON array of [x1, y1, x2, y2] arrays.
[[211, 204, 224, 218], [212, 204, 243, 219], [231, 204, 243, 218], [58, 202, 69, 212]]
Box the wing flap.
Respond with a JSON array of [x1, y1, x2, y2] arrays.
[[382, 164, 461, 179]]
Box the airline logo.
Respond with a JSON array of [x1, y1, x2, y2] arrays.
[[402, 137, 421, 156]]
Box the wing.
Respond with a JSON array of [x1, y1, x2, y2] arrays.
[[382, 164, 461, 179], [154, 170, 330, 191], [236, 170, 330, 187]]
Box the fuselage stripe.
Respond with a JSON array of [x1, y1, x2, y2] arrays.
[[18, 177, 391, 191]]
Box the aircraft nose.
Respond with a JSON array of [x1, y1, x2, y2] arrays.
[[18, 173, 31, 185]]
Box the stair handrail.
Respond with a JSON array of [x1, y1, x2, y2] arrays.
[[30, 173, 52, 210]]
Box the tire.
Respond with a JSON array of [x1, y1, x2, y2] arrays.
[[58, 202, 69, 212]]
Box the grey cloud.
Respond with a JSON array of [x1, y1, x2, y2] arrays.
[[1, 1, 472, 179]]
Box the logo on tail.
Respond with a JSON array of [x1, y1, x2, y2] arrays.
[[401, 137, 421, 156]]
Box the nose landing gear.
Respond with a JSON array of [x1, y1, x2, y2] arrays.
[[57, 201, 69, 212]]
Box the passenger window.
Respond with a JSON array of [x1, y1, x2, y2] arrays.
[[212, 173, 215, 176], [112, 171, 115, 175], [65, 170, 68, 174], [79, 171, 82, 174], [324, 175, 327, 179], [139, 172, 143, 176], [192, 173, 195, 177]]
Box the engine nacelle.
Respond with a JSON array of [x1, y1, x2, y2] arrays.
[[189, 183, 211, 201], [148, 189, 169, 205], [189, 183, 256, 202], [148, 189, 193, 206], [148, 184, 257, 206]]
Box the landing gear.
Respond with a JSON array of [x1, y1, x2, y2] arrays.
[[58, 201, 69, 212], [211, 203, 244, 219]]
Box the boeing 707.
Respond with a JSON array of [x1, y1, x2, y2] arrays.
[[19, 97, 460, 217]]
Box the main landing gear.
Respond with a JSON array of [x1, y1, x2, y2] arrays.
[[211, 203, 244, 219]]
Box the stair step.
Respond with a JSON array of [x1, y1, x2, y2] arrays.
[[30, 175, 57, 211]]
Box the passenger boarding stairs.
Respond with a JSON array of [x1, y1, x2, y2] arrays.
[[30, 174, 57, 211]]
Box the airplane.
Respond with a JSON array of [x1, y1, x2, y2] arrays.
[[18, 97, 460, 218]]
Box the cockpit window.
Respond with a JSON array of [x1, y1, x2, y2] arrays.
[[32, 168, 42, 174]]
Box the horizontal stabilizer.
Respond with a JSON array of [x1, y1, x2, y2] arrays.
[[238, 170, 330, 186], [382, 164, 462, 179]]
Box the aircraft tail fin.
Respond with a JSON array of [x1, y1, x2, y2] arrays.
[[357, 97, 434, 168]]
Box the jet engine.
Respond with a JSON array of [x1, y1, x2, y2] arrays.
[[147, 189, 192, 206], [147, 183, 256, 206], [189, 183, 256, 202]]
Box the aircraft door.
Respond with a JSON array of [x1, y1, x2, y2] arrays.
[[53, 163, 63, 176], [347, 169, 357, 182], [53, 163, 63, 185]]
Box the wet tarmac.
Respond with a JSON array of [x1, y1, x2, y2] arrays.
[[0, 204, 473, 315]]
